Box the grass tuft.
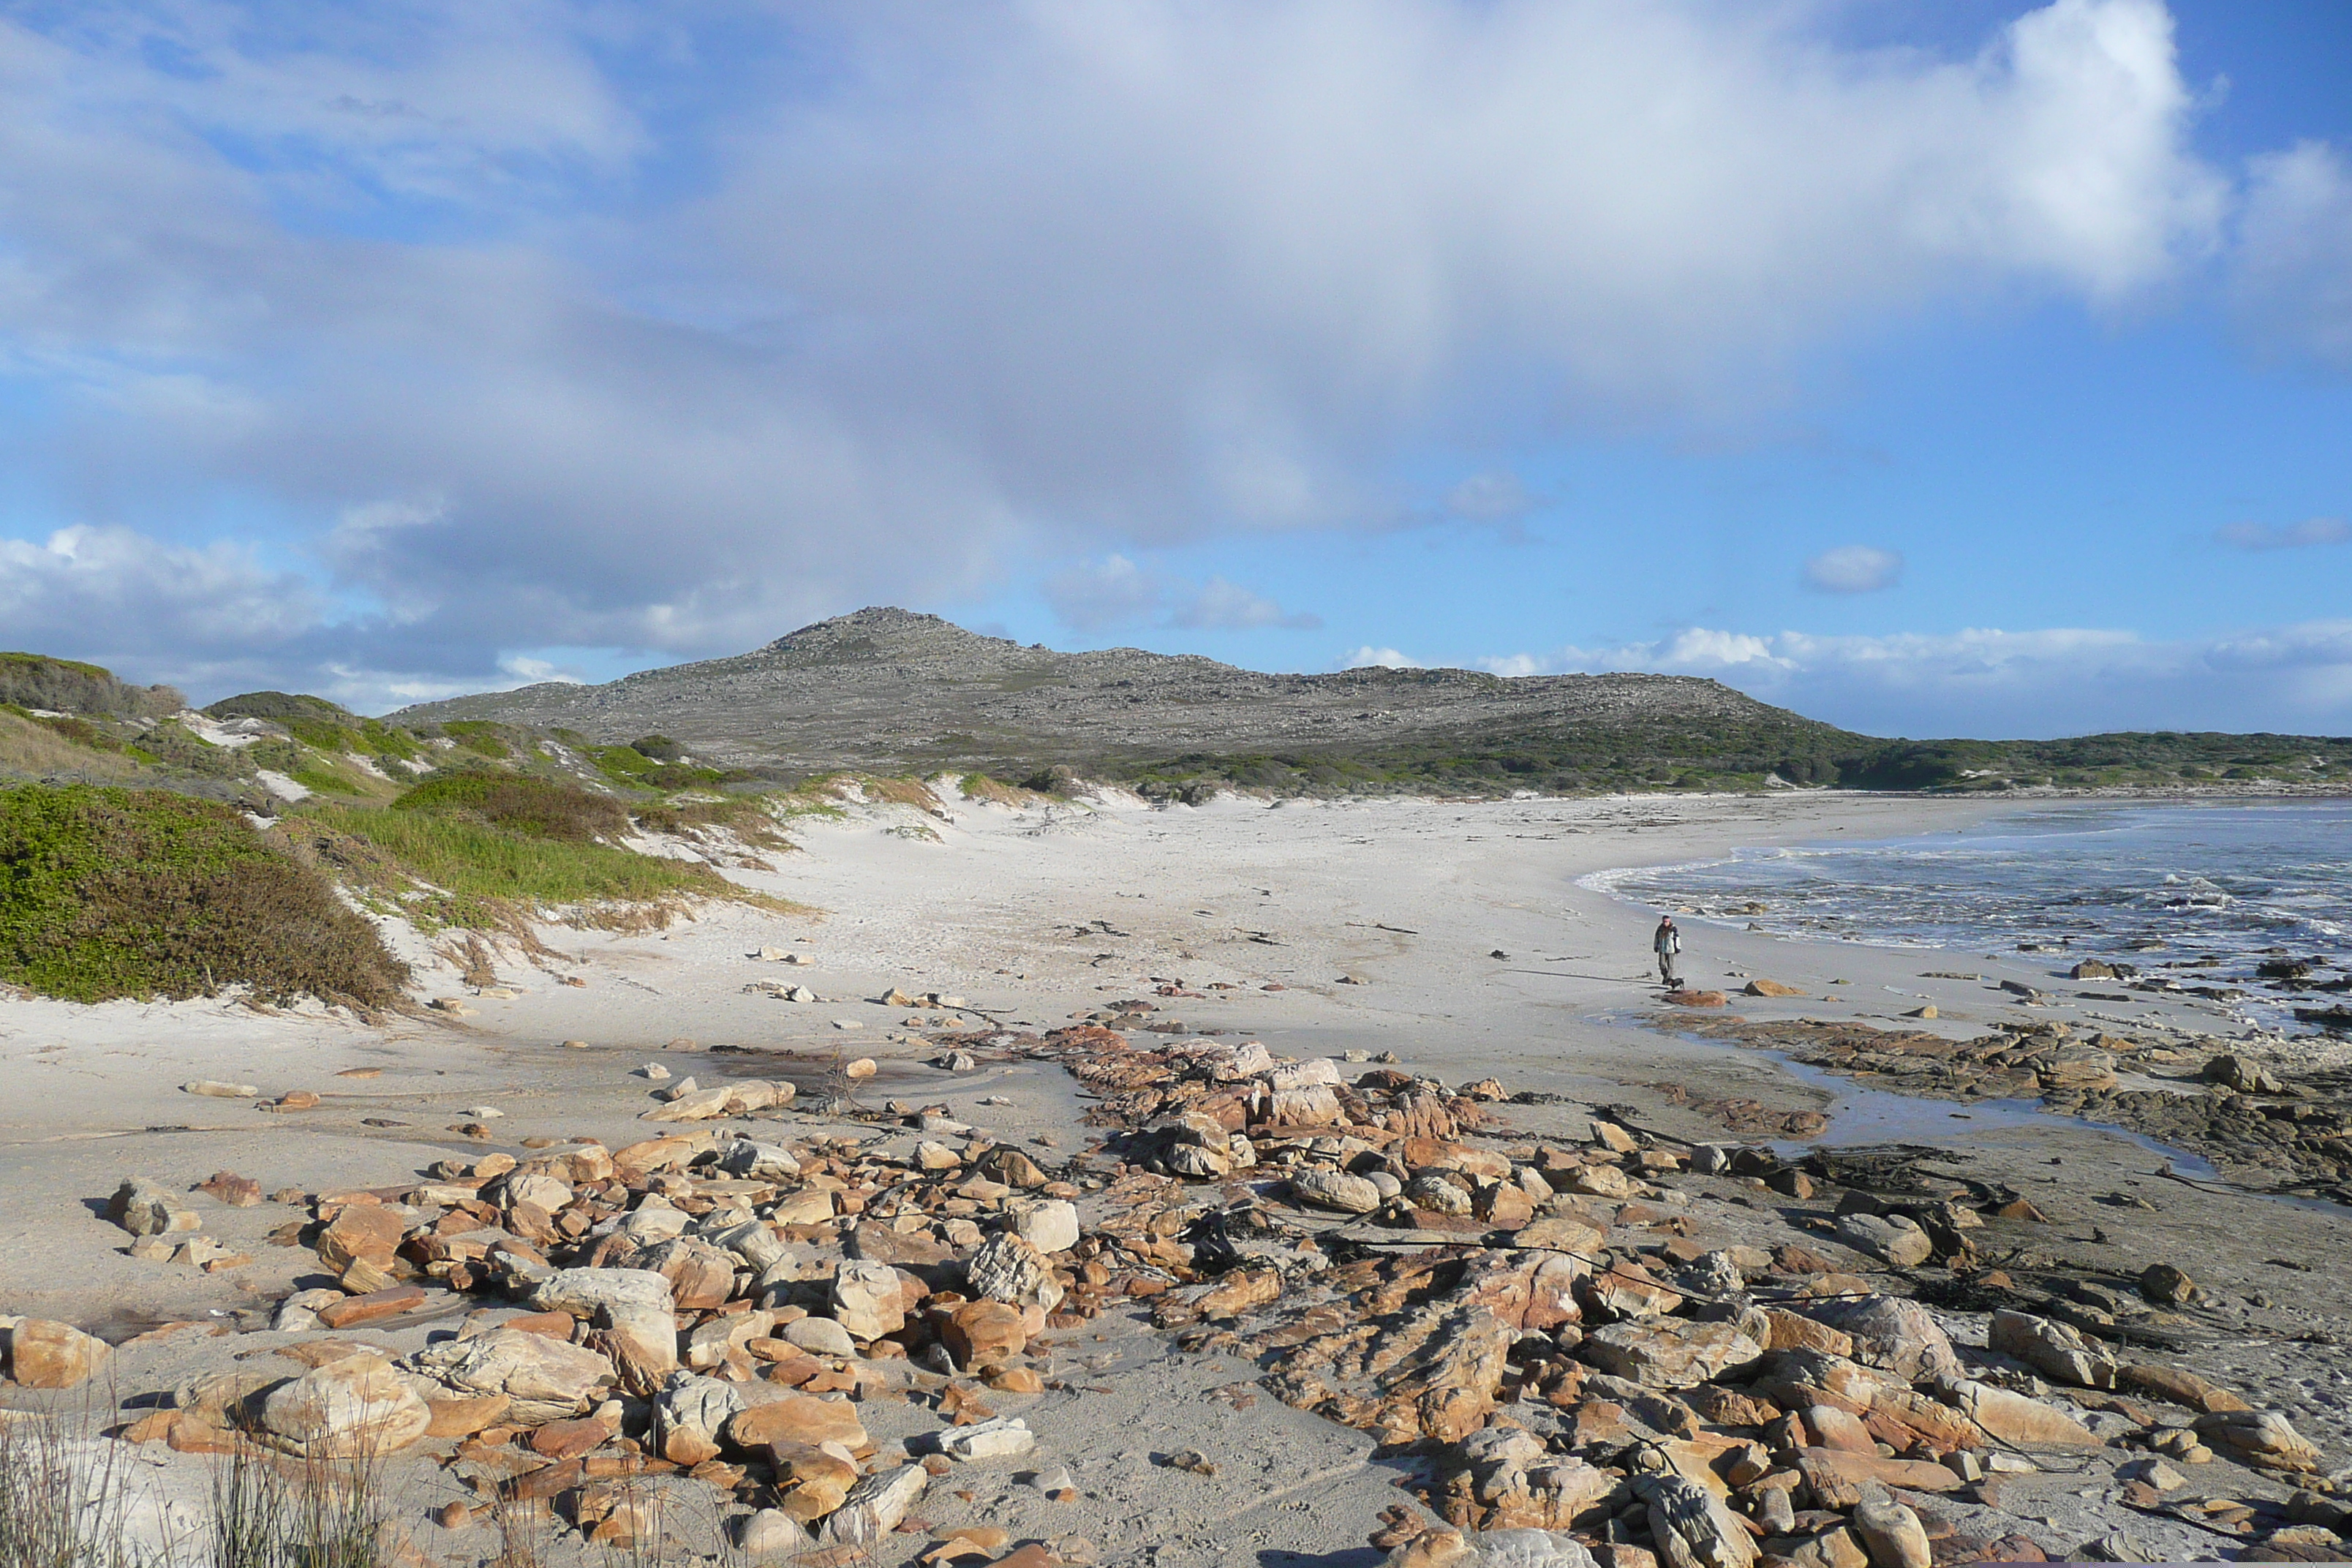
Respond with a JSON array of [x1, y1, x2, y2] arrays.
[[0, 1413, 151, 1568], [206, 1450, 387, 1568]]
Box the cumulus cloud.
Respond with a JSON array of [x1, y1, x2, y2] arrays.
[[1043, 557, 1317, 634], [2215, 516, 2350, 551], [0, 0, 2236, 698], [0, 525, 324, 692], [1169, 578, 1322, 631], [1343, 647, 1424, 670], [1803, 545, 1905, 592], [1443, 472, 1543, 523], [1479, 619, 2352, 737], [2232, 140, 2352, 369]]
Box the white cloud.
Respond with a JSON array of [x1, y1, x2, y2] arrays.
[[497, 655, 583, 685], [2215, 516, 2349, 551], [1443, 472, 1542, 523], [1042, 555, 1164, 633], [1169, 577, 1322, 631], [1803, 544, 1906, 592], [1481, 619, 2352, 736], [0, 524, 323, 688], [2232, 140, 2352, 369], [1343, 646, 1423, 670], [1043, 557, 1317, 633], [0, 0, 2236, 696]]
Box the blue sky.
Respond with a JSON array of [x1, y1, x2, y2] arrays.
[[0, 1, 2346, 739]]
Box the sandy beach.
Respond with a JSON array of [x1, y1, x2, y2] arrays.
[[4, 785, 2348, 1565]]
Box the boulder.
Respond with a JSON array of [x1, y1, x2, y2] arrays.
[[1797, 1297, 1961, 1384], [654, 1371, 745, 1466], [726, 1392, 869, 1453], [941, 1300, 1028, 1368], [529, 1267, 677, 1379], [1634, 1469, 1756, 1568], [1989, 1309, 2117, 1390], [831, 1261, 908, 1340], [1007, 1197, 1081, 1254], [404, 1329, 618, 1425], [820, 1463, 927, 1545], [1936, 1379, 2100, 1447], [4, 1319, 109, 1389], [627, 1237, 738, 1312], [966, 1233, 1064, 1313], [2193, 1410, 2323, 1473], [1290, 1166, 1383, 1215], [939, 1415, 1036, 1461], [1744, 979, 1806, 998], [1851, 1499, 1931, 1568], [764, 1443, 861, 1523], [316, 1205, 408, 1271], [732, 1510, 812, 1559], [1583, 1319, 1762, 1390], [2204, 1055, 2286, 1095], [780, 1316, 858, 1359], [2138, 1263, 2196, 1305], [108, 1177, 201, 1237], [2117, 1362, 2249, 1413], [257, 1354, 431, 1457], [1833, 1213, 1932, 1269], [720, 1141, 802, 1181]]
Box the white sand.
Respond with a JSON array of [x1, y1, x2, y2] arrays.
[[4, 785, 2348, 1563]]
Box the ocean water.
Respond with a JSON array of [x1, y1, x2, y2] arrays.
[[1584, 799, 2352, 1030]]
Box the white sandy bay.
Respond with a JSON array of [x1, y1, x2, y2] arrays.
[[0, 787, 2135, 1321], [7, 787, 2351, 1568]]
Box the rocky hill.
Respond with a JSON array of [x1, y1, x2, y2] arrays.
[[396, 608, 1855, 793]]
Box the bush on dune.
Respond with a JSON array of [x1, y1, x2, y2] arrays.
[[301, 772, 795, 930], [0, 784, 408, 1007]]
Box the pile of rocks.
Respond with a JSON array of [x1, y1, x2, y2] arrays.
[[102, 1100, 1157, 1554], [972, 1025, 2346, 1566]]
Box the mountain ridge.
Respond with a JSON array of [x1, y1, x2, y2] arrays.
[[394, 606, 1853, 791]]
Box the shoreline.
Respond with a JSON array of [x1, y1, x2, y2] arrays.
[[2, 786, 2348, 1564]]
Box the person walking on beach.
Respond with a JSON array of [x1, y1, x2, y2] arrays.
[[1653, 915, 1682, 989]]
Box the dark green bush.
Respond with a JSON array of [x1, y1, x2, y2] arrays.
[[0, 785, 409, 1006]]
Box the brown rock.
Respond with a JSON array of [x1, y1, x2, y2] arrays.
[[2138, 1263, 2197, 1305], [2119, 1362, 2250, 1414], [725, 1392, 868, 1453], [257, 1354, 431, 1457], [4, 1319, 109, 1389], [529, 1416, 611, 1458], [316, 1205, 407, 1271], [197, 1172, 263, 1207], [1665, 990, 1729, 1007], [766, 1442, 861, 1523], [1584, 1318, 1763, 1389], [317, 1286, 427, 1330], [941, 1301, 1028, 1368], [1852, 1498, 1932, 1568], [1793, 1449, 1961, 1506], [1760, 1309, 1855, 1359], [422, 1395, 511, 1439], [1745, 979, 1806, 997]]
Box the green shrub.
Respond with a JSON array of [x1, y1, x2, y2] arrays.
[[391, 772, 630, 841], [440, 720, 511, 758], [305, 803, 743, 928], [0, 784, 409, 1006]]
